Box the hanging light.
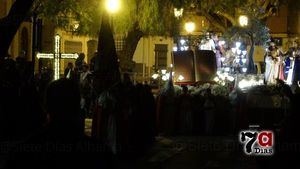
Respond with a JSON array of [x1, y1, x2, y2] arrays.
[[180, 39, 186, 45], [185, 21, 196, 33], [242, 58, 247, 64], [239, 15, 249, 27], [236, 42, 242, 48], [106, 0, 120, 13], [162, 75, 168, 81], [174, 8, 184, 18]]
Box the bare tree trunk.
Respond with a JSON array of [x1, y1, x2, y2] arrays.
[[0, 0, 34, 58], [119, 23, 144, 72]]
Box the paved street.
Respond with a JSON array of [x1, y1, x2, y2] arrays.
[[85, 119, 258, 169], [130, 136, 258, 169]]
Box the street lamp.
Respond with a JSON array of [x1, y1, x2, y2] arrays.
[[105, 0, 120, 13], [173, 8, 183, 51], [174, 8, 183, 18], [184, 21, 195, 50], [185, 21, 195, 34], [239, 15, 248, 27]]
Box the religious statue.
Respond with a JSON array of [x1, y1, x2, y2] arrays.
[[265, 42, 284, 84], [285, 41, 300, 85], [199, 33, 224, 69], [200, 33, 215, 51], [293, 47, 300, 85]]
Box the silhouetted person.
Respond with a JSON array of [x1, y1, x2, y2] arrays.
[[46, 79, 84, 136], [64, 62, 75, 79], [8, 79, 113, 169], [257, 89, 300, 169], [177, 86, 193, 134], [142, 84, 156, 144], [156, 80, 176, 136], [79, 64, 92, 117], [129, 83, 156, 153], [1, 57, 45, 168], [75, 53, 86, 72], [203, 88, 216, 135], [90, 52, 98, 72]]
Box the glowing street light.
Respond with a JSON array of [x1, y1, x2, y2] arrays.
[[239, 15, 248, 27], [185, 21, 195, 34], [174, 8, 183, 18], [106, 0, 120, 13]]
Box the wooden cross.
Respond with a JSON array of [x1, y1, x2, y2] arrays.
[[37, 34, 79, 80]]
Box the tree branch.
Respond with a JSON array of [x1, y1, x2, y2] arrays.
[[262, 0, 271, 10], [215, 10, 237, 26], [201, 12, 226, 32], [258, 8, 273, 19], [0, 0, 35, 58]]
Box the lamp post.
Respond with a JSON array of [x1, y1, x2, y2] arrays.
[[184, 21, 195, 50], [239, 15, 249, 27], [174, 8, 183, 51], [105, 0, 120, 14], [105, 0, 120, 30]]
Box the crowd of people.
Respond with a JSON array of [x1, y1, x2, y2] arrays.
[[1, 49, 300, 168], [0, 53, 113, 168], [265, 40, 300, 85], [0, 51, 234, 167], [0, 52, 159, 168]]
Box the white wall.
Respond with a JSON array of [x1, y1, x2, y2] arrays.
[[133, 36, 174, 80]]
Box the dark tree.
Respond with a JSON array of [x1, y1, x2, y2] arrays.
[[0, 0, 34, 58]]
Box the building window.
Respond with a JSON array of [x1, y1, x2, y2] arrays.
[[64, 41, 83, 53], [87, 40, 98, 62], [115, 36, 125, 52], [155, 44, 168, 69]]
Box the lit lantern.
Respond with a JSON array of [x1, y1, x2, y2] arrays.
[[239, 15, 249, 27], [185, 22, 195, 34]]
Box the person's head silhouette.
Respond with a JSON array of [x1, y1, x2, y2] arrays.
[[46, 78, 83, 137]]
